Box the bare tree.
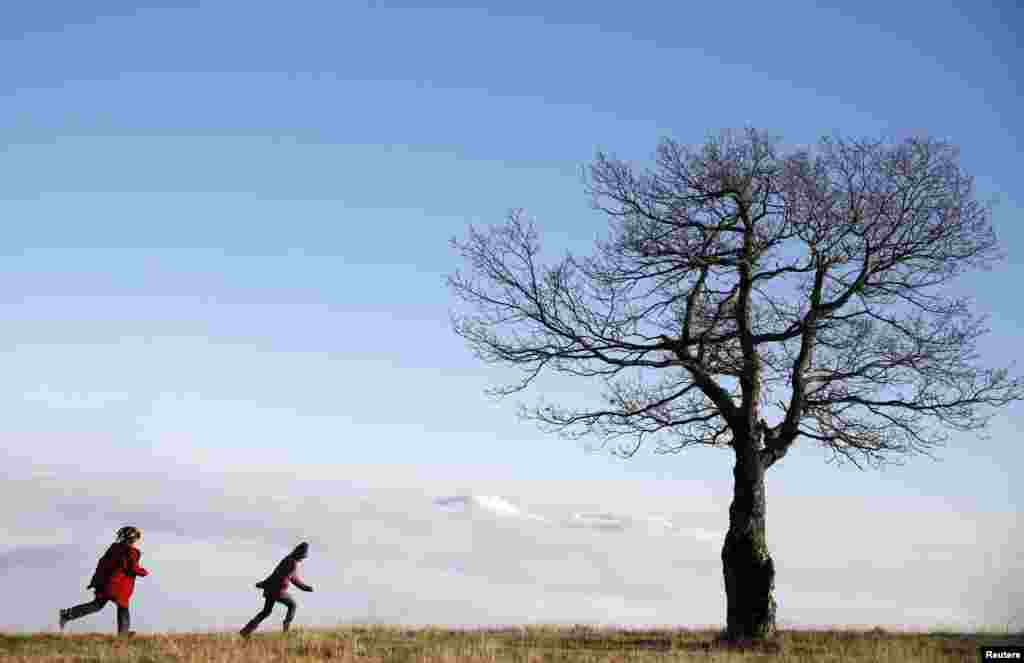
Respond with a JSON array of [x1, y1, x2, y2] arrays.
[[447, 129, 1022, 640]]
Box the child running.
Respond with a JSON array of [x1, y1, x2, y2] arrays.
[[59, 526, 149, 635], [239, 541, 314, 637]]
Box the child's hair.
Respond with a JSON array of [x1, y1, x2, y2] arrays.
[[116, 526, 142, 543]]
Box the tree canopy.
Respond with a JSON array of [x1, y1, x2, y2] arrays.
[[448, 129, 1022, 470]]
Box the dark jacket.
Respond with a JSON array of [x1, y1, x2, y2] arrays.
[[255, 554, 311, 597], [88, 542, 149, 608]]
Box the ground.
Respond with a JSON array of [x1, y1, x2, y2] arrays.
[[2, 624, 1022, 662]]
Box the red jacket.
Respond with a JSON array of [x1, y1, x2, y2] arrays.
[[88, 542, 149, 608], [255, 555, 311, 597]]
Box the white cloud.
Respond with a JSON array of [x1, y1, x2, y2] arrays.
[[691, 527, 720, 542], [566, 512, 629, 531], [431, 495, 723, 546], [0, 454, 1019, 633], [433, 495, 548, 523]]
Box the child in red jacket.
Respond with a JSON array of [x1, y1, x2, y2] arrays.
[[59, 526, 149, 635], [239, 541, 314, 637]]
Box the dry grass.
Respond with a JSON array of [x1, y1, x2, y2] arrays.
[[2, 624, 1021, 662]]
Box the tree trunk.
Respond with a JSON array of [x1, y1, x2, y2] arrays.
[[721, 445, 776, 640]]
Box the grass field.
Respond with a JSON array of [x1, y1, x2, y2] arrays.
[[1, 625, 1022, 662]]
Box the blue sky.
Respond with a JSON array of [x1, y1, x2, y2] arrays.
[[1, 1, 1021, 632]]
